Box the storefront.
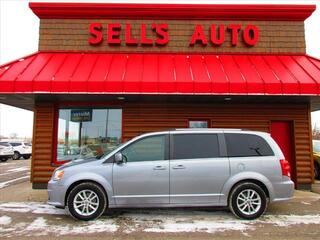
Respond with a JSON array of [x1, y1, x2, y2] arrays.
[[0, 3, 320, 189]]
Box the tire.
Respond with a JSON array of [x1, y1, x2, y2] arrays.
[[0, 157, 8, 162], [229, 182, 268, 220], [315, 162, 320, 180], [12, 151, 20, 160], [23, 155, 31, 160], [67, 182, 107, 221]]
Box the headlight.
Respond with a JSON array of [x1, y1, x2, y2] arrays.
[[53, 170, 64, 181]]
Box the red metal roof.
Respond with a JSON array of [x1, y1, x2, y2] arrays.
[[1, 52, 320, 95], [29, 3, 315, 21]]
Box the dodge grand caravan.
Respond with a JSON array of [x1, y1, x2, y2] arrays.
[[48, 129, 294, 220]]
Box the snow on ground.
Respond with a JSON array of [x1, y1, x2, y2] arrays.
[[0, 202, 66, 215], [1, 201, 320, 237]]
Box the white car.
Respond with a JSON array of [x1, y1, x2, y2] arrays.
[[0, 142, 14, 162], [9, 142, 32, 160]]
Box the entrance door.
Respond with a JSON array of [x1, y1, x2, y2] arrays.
[[270, 121, 296, 184]]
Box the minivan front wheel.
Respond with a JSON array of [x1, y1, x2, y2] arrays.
[[67, 182, 107, 221], [229, 182, 267, 220]]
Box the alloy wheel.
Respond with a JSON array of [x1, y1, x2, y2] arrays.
[[236, 189, 262, 215], [73, 189, 100, 216]]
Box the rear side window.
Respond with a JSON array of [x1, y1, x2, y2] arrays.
[[172, 134, 220, 159], [10, 143, 21, 146], [225, 133, 274, 157]]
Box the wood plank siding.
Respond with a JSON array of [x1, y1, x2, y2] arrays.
[[31, 104, 56, 184], [31, 102, 313, 188]]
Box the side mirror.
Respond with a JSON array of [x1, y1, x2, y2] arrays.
[[114, 152, 124, 164]]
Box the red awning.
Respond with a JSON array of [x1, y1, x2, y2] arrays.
[[1, 52, 320, 95]]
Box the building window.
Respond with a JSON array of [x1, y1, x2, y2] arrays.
[[57, 108, 122, 162], [189, 120, 209, 128]]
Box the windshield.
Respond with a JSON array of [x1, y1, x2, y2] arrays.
[[313, 140, 320, 153], [96, 143, 124, 159]]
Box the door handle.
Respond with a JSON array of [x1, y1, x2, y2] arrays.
[[153, 166, 166, 170], [172, 165, 186, 169]]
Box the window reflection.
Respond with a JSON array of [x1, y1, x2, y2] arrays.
[[57, 108, 122, 161], [189, 120, 208, 128]]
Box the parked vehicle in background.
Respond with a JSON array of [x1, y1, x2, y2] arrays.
[[313, 140, 320, 180], [48, 129, 294, 221], [0, 142, 14, 162], [9, 142, 32, 160]]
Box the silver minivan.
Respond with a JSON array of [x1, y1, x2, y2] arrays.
[[48, 129, 294, 220]]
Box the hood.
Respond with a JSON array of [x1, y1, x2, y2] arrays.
[[58, 157, 100, 170]]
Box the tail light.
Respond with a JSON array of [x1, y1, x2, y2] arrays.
[[280, 159, 291, 178]]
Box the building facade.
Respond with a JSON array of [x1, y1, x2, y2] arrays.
[[0, 3, 320, 189]]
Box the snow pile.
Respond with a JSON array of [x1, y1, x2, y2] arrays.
[[0, 215, 12, 225], [0, 217, 117, 237], [0, 202, 66, 215], [144, 219, 251, 233]]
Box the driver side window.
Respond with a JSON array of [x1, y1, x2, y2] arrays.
[[121, 135, 166, 162]]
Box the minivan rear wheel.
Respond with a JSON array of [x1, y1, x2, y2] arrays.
[[229, 182, 267, 220], [67, 182, 107, 221]]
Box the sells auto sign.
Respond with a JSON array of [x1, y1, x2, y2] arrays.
[[88, 23, 259, 47]]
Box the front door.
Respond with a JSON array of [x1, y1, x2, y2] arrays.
[[271, 121, 296, 184], [112, 134, 169, 206], [169, 133, 230, 204]]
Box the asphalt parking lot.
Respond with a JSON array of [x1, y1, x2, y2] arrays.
[[1, 159, 320, 240], [0, 158, 30, 189]]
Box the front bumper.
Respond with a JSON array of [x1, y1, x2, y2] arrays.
[[47, 179, 66, 208]]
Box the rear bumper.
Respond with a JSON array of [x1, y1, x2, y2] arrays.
[[18, 150, 32, 155], [271, 179, 295, 202], [47, 179, 66, 208]]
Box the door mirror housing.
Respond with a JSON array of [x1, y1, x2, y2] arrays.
[[114, 152, 124, 164]]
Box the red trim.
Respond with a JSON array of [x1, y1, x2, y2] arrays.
[[51, 102, 123, 166], [29, 3, 315, 21]]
